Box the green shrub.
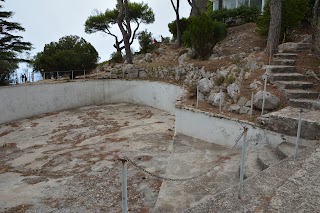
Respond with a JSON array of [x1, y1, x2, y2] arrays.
[[211, 5, 260, 27], [224, 75, 236, 86], [215, 76, 225, 86], [168, 18, 190, 41], [137, 29, 155, 54], [256, 0, 311, 38], [183, 13, 227, 60], [109, 51, 123, 64]]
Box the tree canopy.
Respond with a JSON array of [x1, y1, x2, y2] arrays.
[[32, 35, 99, 72], [85, 1, 154, 61], [0, 0, 32, 85]]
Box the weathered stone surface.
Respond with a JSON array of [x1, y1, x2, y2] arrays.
[[178, 53, 188, 65], [208, 92, 224, 106], [237, 96, 248, 106], [144, 53, 153, 63], [184, 147, 320, 213], [198, 78, 213, 94], [253, 90, 280, 110], [264, 107, 320, 140], [239, 106, 250, 114], [228, 105, 240, 113], [227, 83, 240, 100]]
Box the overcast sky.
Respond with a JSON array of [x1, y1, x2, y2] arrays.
[[3, 0, 191, 69]]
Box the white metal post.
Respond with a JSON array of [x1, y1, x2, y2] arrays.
[[250, 91, 254, 117], [219, 88, 223, 113], [196, 84, 199, 109], [121, 159, 128, 213], [294, 109, 303, 161], [71, 71, 74, 80], [239, 127, 248, 198], [261, 74, 268, 115]]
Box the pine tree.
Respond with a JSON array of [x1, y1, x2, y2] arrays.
[[0, 0, 32, 85]]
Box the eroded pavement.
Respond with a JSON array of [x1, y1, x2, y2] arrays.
[[0, 103, 240, 212]]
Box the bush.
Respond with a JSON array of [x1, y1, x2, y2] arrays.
[[137, 29, 155, 54], [168, 18, 190, 41], [211, 5, 260, 27], [256, 0, 311, 38], [183, 13, 227, 60], [109, 52, 123, 64]]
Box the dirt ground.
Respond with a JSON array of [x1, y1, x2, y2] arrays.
[[0, 103, 240, 213]]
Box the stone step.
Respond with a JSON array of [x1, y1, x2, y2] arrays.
[[270, 73, 305, 82], [284, 89, 319, 99], [266, 107, 320, 140], [274, 81, 314, 90], [276, 142, 306, 160], [257, 146, 280, 170], [265, 65, 295, 74], [273, 53, 298, 60], [278, 42, 312, 53], [272, 59, 296, 66], [289, 99, 320, 110], [241, 152, 262, 179]]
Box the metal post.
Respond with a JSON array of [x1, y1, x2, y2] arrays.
[[56, 71, 59, 80], [294, 109, 303, 161], [239, 127, 248, 198], [196, 84, 199, 109], [219, 88, 223, 113], [250, 91, 254, 117], [71, 71, 74, 80], [261, 74, 268, 115], [84, 70, 86, 80], [121, 159, 128, 213]]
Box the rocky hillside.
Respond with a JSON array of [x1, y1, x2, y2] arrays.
[[91, 23, 318, 121]]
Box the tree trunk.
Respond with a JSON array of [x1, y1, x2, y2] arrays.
[[219, 0, 223, 10], [171, 0, 182, 47], [313, 0, 320, 52], [190, 0, 207, 16], [117, 0, 133, 64], [266, 0, 282, 55]]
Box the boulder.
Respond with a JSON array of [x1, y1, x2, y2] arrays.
[[198, 78, 213, 94], [144, 53, 153, 63], [178, 53, 188, 65], [253, 90, 280, 110], [249, 82, 257, 89], [208, 92, 225, 106], [237, 96, 249, 106], [227, 83, 240, 99], [228, 105, 241, 113], [239, 106, 250, 114]]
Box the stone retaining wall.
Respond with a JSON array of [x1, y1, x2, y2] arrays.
[[0, 80, 184, 124]]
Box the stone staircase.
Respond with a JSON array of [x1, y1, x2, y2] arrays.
[[266, 47, 320, 110], [240, 142, 305, 180], [184, 145, 320, 213], [257, 41, 320, 140]]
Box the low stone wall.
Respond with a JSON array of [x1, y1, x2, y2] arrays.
[[0, 80, 184, 124], [175, 105, 317, 148]]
